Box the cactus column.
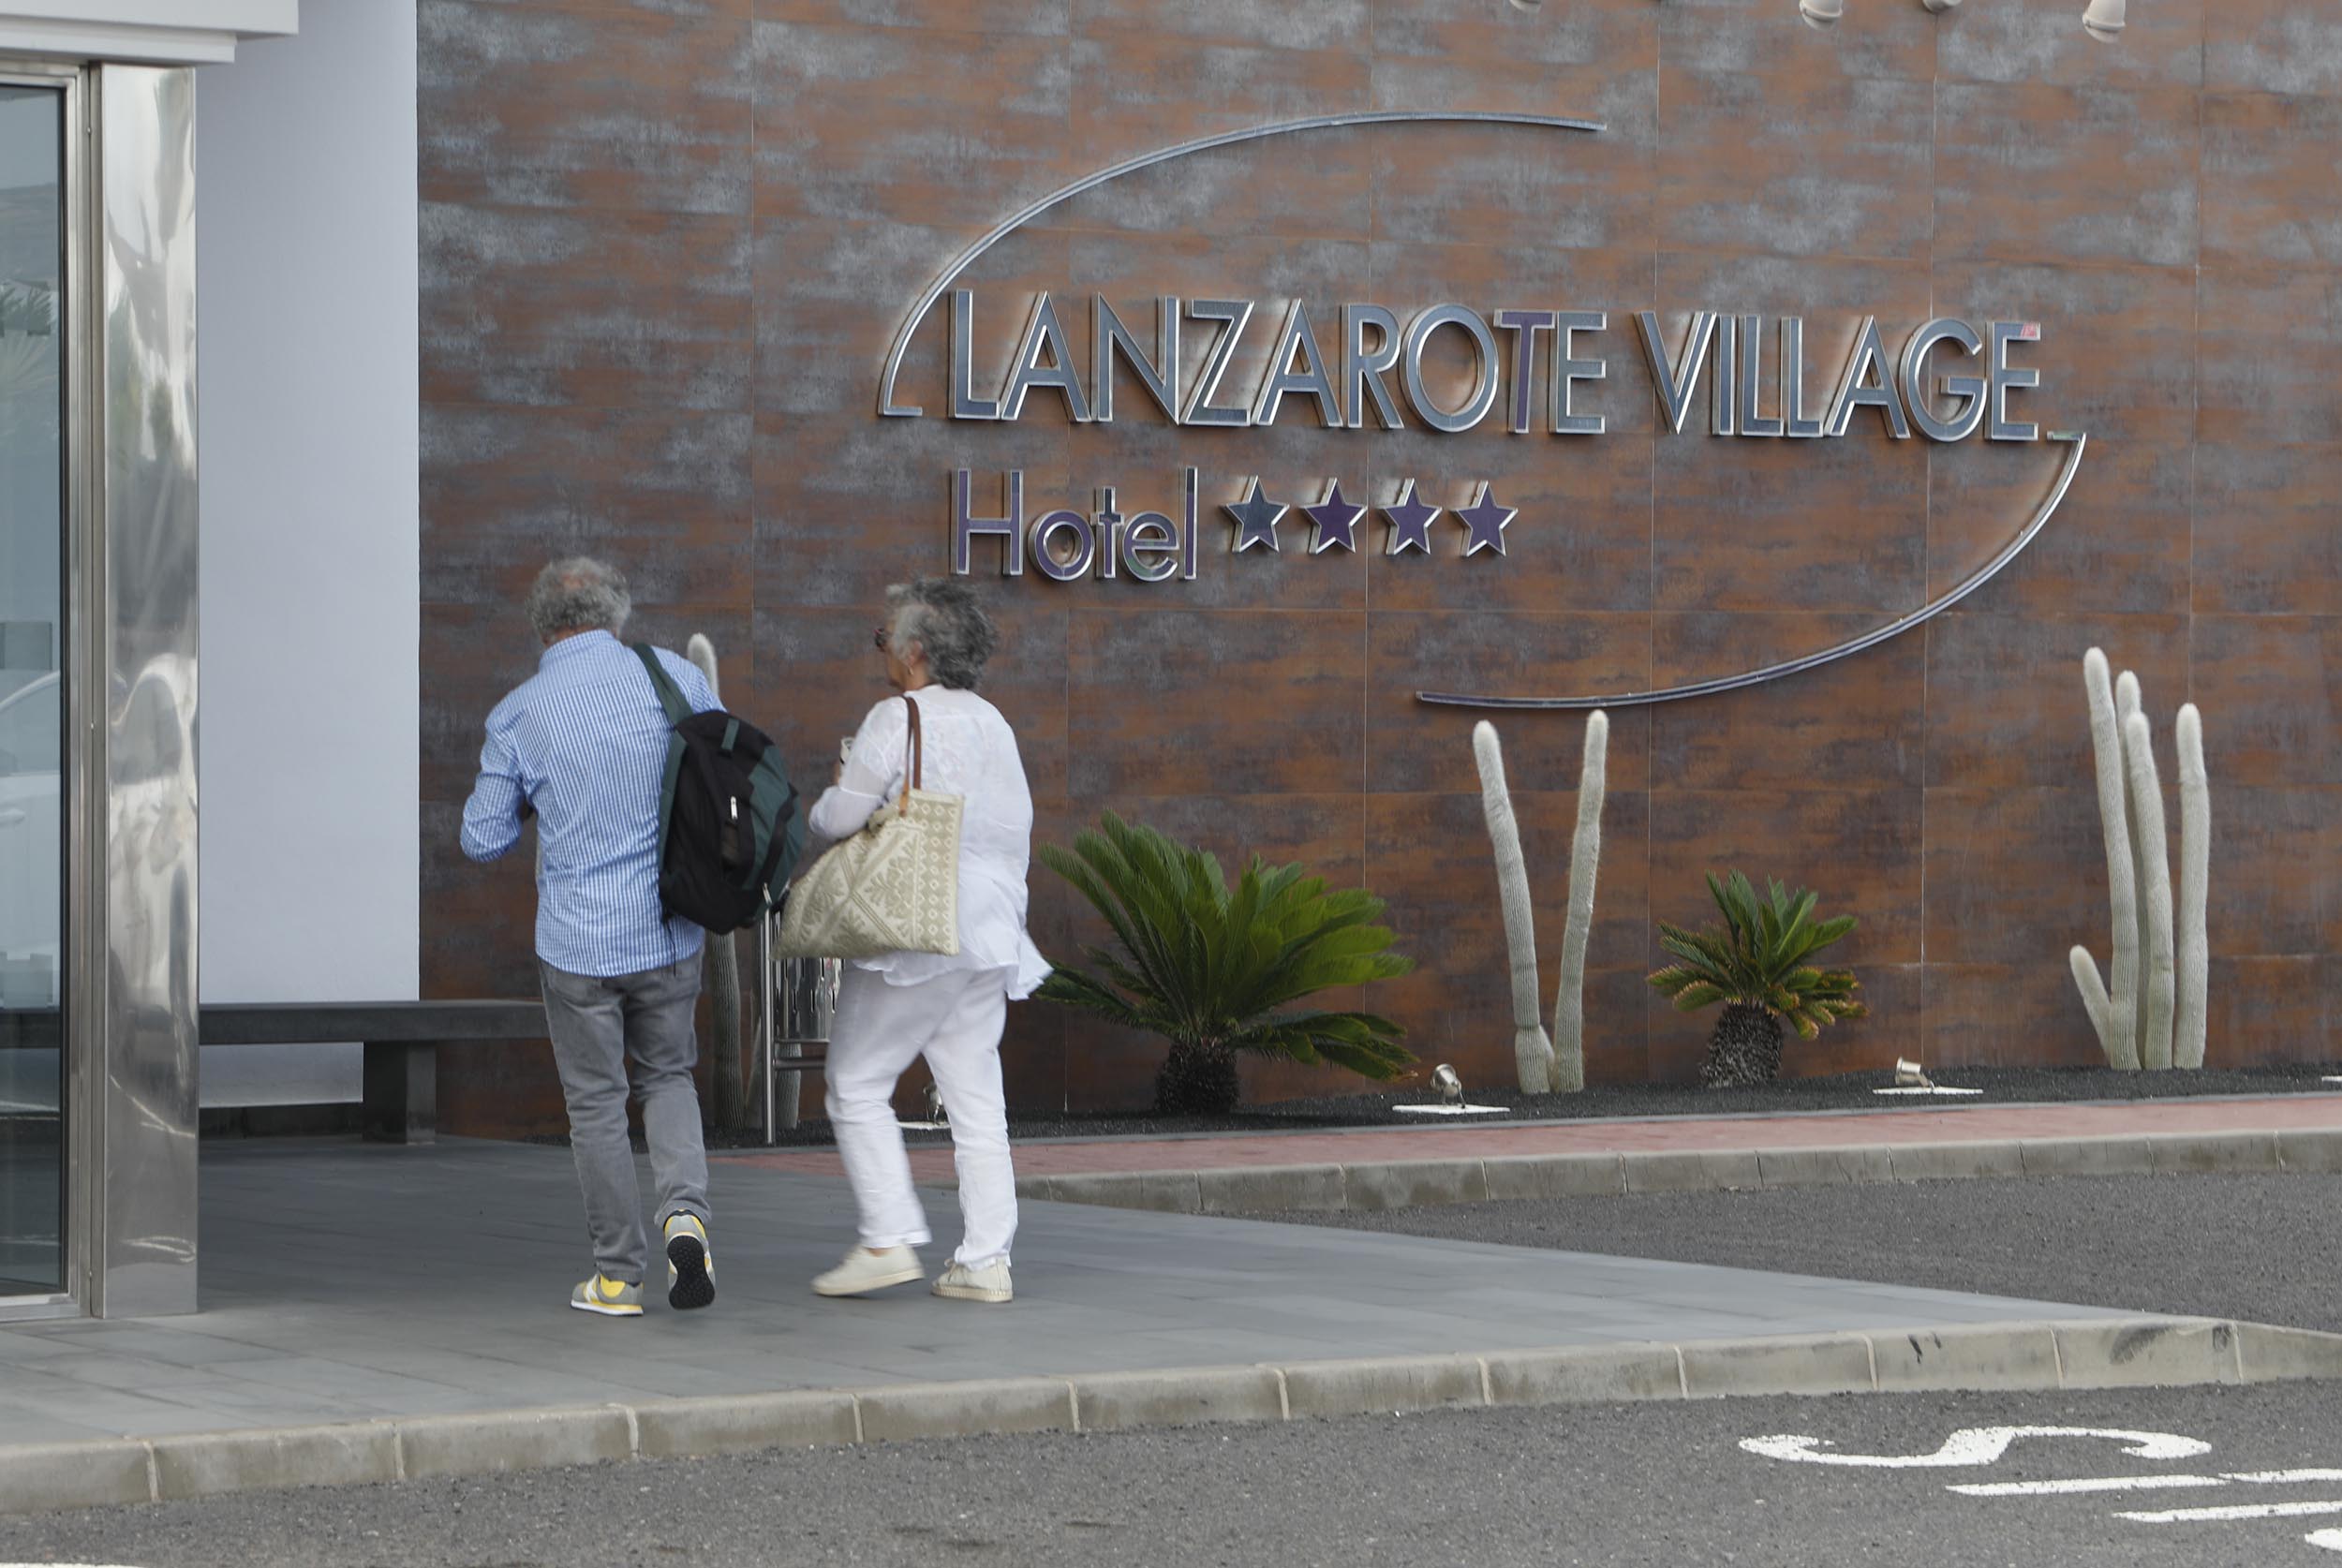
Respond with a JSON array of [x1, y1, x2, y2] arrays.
[[2174, 704, 2211, 1071], [1550, 711, 1608, 1096], [2122, 707, 2177, 1072], [1474, 722, 1556, 1093], [2070, 649, 2142, 1071]]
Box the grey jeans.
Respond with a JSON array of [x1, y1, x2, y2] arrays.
[[539, 952, 710, 1284]]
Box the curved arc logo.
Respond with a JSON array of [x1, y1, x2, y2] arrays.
[[876, 112, 2088, 709]]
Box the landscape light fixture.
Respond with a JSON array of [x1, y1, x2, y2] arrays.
[[1799, 0, 1844, 26], [1920, 0, 1963, 10], [1433, 1063, 1465, 1107], [2081, 0, 2125, 38]]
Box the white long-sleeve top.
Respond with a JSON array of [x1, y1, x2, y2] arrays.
[[806, 686, 1051, 999]]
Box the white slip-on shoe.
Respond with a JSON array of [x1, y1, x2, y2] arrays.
[[811, 1245, 923, 1297], [931, 1259, 1013, 1304]]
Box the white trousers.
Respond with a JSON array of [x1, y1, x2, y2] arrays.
[[824, 964, 1017, 1267]]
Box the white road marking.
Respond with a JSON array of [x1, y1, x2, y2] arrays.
[[2306, 1528, 2342, 1552], [2117, 1501, 2342, 1525], [1949, 1475, 2231, 1497], [1742, 1427, 2213, 1469], [1949, 1469, 2342, 1499]]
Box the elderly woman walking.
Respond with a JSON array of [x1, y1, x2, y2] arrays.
[[806, 578, 1047, 1305]]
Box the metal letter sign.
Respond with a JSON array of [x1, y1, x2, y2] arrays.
[[882, 115, 2086, 707]]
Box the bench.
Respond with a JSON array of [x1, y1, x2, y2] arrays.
[[200, 993, 832, 1146], [198, 1000, 548, 1146]]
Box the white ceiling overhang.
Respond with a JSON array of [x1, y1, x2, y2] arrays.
[[0, 1, 297, 66]]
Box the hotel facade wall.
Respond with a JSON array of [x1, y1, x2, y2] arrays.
[[419, 0, 2342, 1131]]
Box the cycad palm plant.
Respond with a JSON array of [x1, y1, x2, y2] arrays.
[[1037, 812, 1416, 1115], [1647, 871, 1867, 1087]]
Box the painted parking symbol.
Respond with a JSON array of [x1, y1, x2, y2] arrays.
[[1741, 1427, 2211, 1468], [1744, 1425, 2342, 1559]]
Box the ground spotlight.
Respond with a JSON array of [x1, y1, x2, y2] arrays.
[[1800, 0, 1844, 25], [2081, 0, 2124, 38], [1433, 1064, 1464, 1106], [1921, 0, 1963, 10]]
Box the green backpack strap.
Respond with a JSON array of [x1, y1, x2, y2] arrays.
[[631, 643, 692, 727]]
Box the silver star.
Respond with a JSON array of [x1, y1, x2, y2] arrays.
[[1380, 479, 1440, 556], [1455, 482, 1517, 557], [1224, 477, 1288, 554], [1302, 479, 1364, 555]]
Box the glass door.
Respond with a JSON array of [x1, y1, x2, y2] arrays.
[[0, 80, 65, 1297]]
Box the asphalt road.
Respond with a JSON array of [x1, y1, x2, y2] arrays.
[[1267, 1171, 2342, 1335], [5, 1383, 2342, 1567]]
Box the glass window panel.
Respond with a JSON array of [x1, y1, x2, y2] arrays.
[[0, 81, 65, 1296]]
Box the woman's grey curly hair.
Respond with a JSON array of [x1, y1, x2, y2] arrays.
[[885, 577, 997, 691], [526, 556, 631, 643]]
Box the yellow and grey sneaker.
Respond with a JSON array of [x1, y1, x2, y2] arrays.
[[931, 1259, 1012, 1304], [570, 1275, 643, 1317], [663, 1213, 715, 1311]]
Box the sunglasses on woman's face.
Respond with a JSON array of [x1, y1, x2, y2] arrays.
[[873, 626, 890, 651]]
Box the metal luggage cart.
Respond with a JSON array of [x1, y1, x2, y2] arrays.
[[757, 912, 840, 1145]]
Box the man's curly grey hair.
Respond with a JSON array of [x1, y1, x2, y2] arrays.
[[885, 577, 997, 691], [526, 556, 631, 643]]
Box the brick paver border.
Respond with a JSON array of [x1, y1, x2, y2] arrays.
[[720, 1096, 2342, 1215]]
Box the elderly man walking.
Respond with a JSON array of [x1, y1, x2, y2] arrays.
[[461, 557, 721, 1318]]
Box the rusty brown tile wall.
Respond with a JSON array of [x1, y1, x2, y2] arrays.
[[422, 0, 2342, 1132]]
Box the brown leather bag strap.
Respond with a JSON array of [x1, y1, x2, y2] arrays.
[[899, 693, 922, 815]]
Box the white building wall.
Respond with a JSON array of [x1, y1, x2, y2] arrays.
[[196, 0, 416, 1105]]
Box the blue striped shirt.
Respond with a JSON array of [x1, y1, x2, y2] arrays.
[[460, 629, 719, 977]]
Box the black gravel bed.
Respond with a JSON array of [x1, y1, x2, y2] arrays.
[[524, 1061, 2342, 1151], [1258, 1171, 2342, 1337]]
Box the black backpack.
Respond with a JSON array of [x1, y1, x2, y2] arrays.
[[631, 643, 804, 934]]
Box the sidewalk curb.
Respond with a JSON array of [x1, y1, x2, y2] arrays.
[[1010, 1127, 2342, 1216], [5, 1316, 2337, 1517]]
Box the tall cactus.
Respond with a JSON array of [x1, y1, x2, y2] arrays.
[[2070, 648, 2210, 1071], [687, 633, 751, 1130], [1550, 711, 1608, 1095], [2123, 709, 2176, 1072], [1473, 721, 1555, 1093], [2115, 673, 2153, 1054], [2072, 650, 2141, 1070], [2174, 704, 2210, 1071]]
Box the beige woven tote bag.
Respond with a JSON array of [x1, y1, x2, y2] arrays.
[[775, 693, 962, 961]]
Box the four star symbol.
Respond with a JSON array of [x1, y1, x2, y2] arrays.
[[1380, 479, 1441, 556], [1223, 477, 1288, 554], [1302, 480, 1366, 555], [1222, 479, 1519, 559], [1454, 481, 1517, 557]]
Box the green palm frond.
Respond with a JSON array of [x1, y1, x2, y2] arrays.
[[1645, 868, 1864, 1035], [1036, 812, 1416, 1081]]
